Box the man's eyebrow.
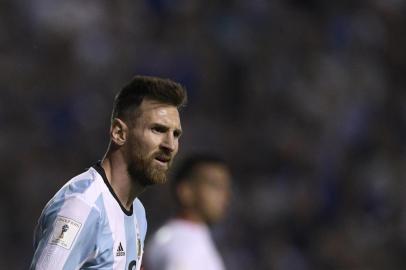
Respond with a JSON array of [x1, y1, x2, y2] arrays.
[[152, 123, 169, 129], [152, 123, 182, 135]]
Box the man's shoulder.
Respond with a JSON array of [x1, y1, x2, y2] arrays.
[[146, 220, 210, 268], [147, 220, 225, 269], [150, 220, 204, 247], [44, 167, 104, 214], [61, 167, 101, 196]]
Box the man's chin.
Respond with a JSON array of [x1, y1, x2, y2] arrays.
[[145, 167, 168, 186]]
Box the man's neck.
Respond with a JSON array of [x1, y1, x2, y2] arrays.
[[101, 154, 146, 211], [177, 210, 206, 225]]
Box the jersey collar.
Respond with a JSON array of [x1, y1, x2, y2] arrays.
[[93, 161, 134, 216]]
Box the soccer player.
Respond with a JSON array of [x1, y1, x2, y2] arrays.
[[30, 76, 187, 270], [144, 154, 232, 270]]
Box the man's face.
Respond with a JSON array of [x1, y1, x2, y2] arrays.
[[125, 99, 182, 186], [192, 163, 232, 224]]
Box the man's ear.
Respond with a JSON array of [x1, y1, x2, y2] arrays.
[[110, 118, 128, 146]]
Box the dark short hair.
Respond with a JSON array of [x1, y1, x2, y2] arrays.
[[111, 75, 187, 123], [171, 154, 227, 198]]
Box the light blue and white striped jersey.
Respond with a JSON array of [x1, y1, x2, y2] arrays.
[[30, 163, 147, 270]]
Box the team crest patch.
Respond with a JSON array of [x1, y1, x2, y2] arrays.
[[49, 216, 82, 250]]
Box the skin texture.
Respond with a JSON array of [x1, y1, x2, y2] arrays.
[[177, 163, 232, 225], [102, 98, 182, 210]]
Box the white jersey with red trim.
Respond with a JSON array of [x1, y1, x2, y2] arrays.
[[145, 219, 225, 270]]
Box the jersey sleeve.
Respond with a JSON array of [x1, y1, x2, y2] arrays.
[[30, 195, 101, 270]]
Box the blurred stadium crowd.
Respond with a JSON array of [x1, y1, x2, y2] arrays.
[[1, 0, 406, 269]]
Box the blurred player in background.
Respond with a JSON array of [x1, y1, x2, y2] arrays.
[[30, 76, 187, 270], [145, 154, 232, 270]]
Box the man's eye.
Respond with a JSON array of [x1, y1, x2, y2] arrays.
[[152, 126, 165, 133], [174, 131, 182, 138]]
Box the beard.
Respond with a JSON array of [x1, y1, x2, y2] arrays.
[[127, 149, 171, 186]]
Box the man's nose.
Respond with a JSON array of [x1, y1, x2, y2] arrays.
[[161, 133, 176, 152]]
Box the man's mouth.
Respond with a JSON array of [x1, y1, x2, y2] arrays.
[[154, 155, 171, 165]]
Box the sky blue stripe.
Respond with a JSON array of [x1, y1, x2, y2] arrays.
[[63, 206, 100, 270], [133, 199, 147, 242], [124, 215, 136, 267], [65, 176, 94, 195], [30, 176, 94, 269], [38, 177, 94, 243], [41, 175, 94, 224], [85, 194, 114, 269]]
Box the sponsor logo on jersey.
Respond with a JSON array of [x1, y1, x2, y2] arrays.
[[116, 242, 126, 256]]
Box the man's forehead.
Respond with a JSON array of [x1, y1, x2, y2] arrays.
[[136, 100, 180, 123], [139, 99, 176, 111], [192, 163, 230, 180]]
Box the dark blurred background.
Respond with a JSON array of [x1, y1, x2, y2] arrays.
[[1, 0, 406, 269]]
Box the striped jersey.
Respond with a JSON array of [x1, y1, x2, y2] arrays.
[[30, 163, 147, 270]]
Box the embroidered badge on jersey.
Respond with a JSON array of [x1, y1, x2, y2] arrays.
[[49, 216, 82, 249]]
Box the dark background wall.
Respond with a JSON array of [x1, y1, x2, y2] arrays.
[[1, 0, 406, 269]]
